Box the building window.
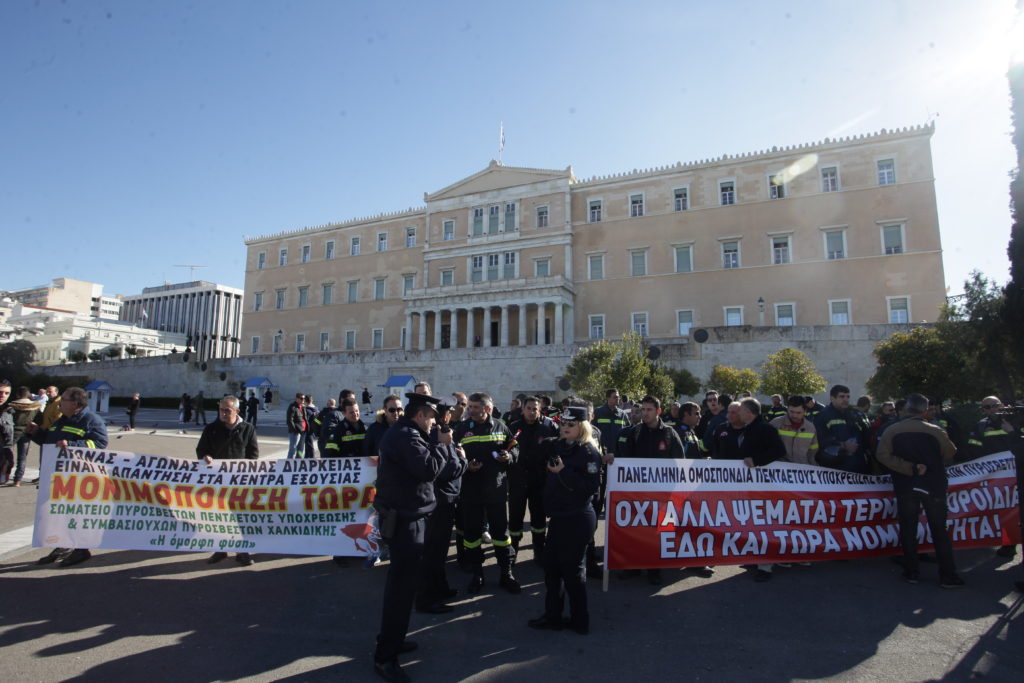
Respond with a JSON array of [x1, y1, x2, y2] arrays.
[[279, 248, 288, 266], [673, 187, 689, 211], [443, 219, 455, 241], [372, 328, 383, 349], [272, 333, 282, 353], [589, 314, 605, 340], [502, 252, 516, 279], [489, 205, 500, 233], [825, 230, 846, 260], [257, 252, 266, 270], [320, 332, 329, 351], [537, 205, 549, 228], [504, 202, 516, 231], [588, 254, 604, 280], [775, 303, 795, 326], [630, 194, 645, 217], [821, 166, 839, 192], [722, 241, 740, 269], [275, 289, 285, 309], [471, 255, 483, 282], [632, 312, 649, 336], [297, 286, 309, 308], [295, 333, 306, 353], [535, 259, 550, 277], [406, 227, 416, 248], [630, 250, 647, 277], [882, 224, 904, 254], [674, 245, 693, 273], [253, 292, 263, 312], [403, 275, 414, 294], [677, 310, 694, 336], [350, 237, 360, 256], [589, 200, 602, 222], [725, 306, 743, 326], [768, 174, 786, 199], [251, 336, 260, 354], [374, 278, 386, 301], [325, 240, 335, 260], [400, 327, 407, 348], [377, 232, 388, 252], [888, 296, 910, 323], [301, 244, 311, 263], [345, 330, 356, 350], [347, 281, 358, 303], [441, 269, 454, 286], [720, 181, 735, 206], [772, 236, 791, 265], [830, 300, 851, 325], [473, 208, 484, 235], [877, 158, 896, 186], [487, 253, 500, 280], [322, 283, 333, 306]]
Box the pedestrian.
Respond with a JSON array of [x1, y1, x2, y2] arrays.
[[814, 385, 869, 473], [286, 393, 307, 458], [372, 392, 450, 682], [362, 386, 373, 408], [0, 381, 13, 485], [6, 386, 41, 487], [192, 391, 207, 426], [507, 396, 559, 561], [126, 393, 140, 431], [735, 398, 786, 582], [528, 405, 602, 635], [180, 393, 190, 424], [876, 393, 963, 587], [247, 393, 260, 426], [237, 392, 248, 423], [264, 388, 273, 411], [303, 395, 318, 458], [196, 395, 259, 566]]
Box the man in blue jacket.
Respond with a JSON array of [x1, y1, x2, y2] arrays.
[[814, 384, 869, 473], [27, 386, 108, 567]]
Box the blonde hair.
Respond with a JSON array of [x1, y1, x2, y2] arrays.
[[564, 418, 600, 450]]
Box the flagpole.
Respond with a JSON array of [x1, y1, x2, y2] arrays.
[[499, 121, 505, 164]]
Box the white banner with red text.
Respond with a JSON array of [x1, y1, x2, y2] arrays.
[[33, 445, 380, 557], [605, 452, 1019, 570]]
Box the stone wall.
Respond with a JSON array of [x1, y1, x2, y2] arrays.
[[37, 323, 924, 405]]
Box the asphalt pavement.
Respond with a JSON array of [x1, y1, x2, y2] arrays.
[[1, 408, 1023, 682]]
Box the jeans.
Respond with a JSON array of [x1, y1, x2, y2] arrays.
[[13, 435, 32, 483], [287, 431, 305, 458]]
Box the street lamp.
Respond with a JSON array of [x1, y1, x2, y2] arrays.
[[757, 297, 765, 325]]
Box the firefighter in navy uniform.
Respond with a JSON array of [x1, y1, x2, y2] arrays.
[[27, 386, 108, 567], [968, 396, 1024, 559], [508, 396, 559, 561], [324, 397, 366, 458], [453, 392, 520, 594], [372, 393, 449, 683], [592, 389, 629, 460], [527, 405, 603, 635]]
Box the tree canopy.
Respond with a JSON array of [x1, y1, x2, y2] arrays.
[[759, 348, 827, 398], [563, 331, 682, 405], [0, 340, 37, 379]]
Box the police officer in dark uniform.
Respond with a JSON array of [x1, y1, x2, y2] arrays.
[[453, 392, 520, 594], [372, 392, 449, 683], [527, 405, 602, 635]]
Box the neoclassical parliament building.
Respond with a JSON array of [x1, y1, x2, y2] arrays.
[[241, 124, 945, 358]]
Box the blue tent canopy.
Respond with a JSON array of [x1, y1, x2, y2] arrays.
[[84, 380, 115, 392], [242, 377, 277, 388], [381, 375, 416, 388]]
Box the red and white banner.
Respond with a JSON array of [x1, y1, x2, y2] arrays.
[[605, 452, 1019, 570]]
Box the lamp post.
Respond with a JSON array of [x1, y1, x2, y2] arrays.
[[757, 297, 766, 325]]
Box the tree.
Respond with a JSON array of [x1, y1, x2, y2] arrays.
[[88, 350, 102, 362], [866, 326, 973, 401], [563, 331, 678, 404], [0, 339, 37, 378], [124, 344, 139, 357], [759, 348, 826, 398], [1002, 62, 1024, 388], [68, 350, 87, 363], [105, 347, 121, 360], [657, 364, 702, 398], [705, 364, 759, 396]]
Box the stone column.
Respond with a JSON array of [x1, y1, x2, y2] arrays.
[[565, 304, 574, 345], [451, 308, 459, 349], [538, 302, 548, 344], [417, 311, 426, 350], [434, 309, 443, 350], [483, 306, 492, 347], [554, 302, 564, 345], [500, 305, 509, 346], [405, 312, 413, 350], [518, 304, 527, 346]]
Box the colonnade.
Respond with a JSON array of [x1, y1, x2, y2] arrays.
[[404, 301, 572, 350]]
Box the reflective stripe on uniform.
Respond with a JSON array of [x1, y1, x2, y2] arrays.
[[826, 420, 846, 428], [968, 439, 983, 446], [983, 430, 1008, 437], [325, 443, 340, 450], [341, 434, 365, 442], [509, 530, 523, 538], [777, 429, 815, 439], [490, 536, 511, 547], [530, 525, 547, 533], [460, 434, 506, 445], [85, 440, 96, 448], [61, 426, 85, 436], [462, 538, 482, 549]]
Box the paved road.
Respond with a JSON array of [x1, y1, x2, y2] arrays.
[[1, 410, 1023, 681]]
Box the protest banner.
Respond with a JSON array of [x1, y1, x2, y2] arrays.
[[33, 445, 379, 557], [605, 452, 1019, 570]]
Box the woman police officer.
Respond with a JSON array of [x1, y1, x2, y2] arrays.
[[528, 405, 602, 635]]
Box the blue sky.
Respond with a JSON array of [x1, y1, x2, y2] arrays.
[[2, 0, 1020, 298]]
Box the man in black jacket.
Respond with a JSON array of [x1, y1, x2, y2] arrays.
[[508, 396, 559, 560], [372, 392, 449, 682], [876, 393, 962, 588], [736, 398, 787, 582], [197, 395, 259, 566]]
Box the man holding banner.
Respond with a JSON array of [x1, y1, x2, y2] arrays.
[[196, 395, 259, 566], [876, 393, 962, 588], [26, 386, 108, 567]]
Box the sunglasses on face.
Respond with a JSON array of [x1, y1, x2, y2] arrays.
[[561, 420, 579, 427], [387, 407, 403, 413]]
